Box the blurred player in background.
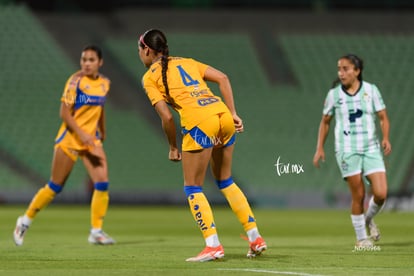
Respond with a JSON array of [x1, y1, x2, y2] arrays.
[[313, 54, 391, 248], [13, 45, 115, 246], [137, 29, 267, 262]]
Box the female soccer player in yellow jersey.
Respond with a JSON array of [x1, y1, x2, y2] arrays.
[[137, 29, 267, 262], [13, 45, 115, 246], [313, 54, 391, 248]]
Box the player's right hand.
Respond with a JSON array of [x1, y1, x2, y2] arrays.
[[233, 114, 244, 133], [79, 131, 96, 150], [313, 149, 325, 168]]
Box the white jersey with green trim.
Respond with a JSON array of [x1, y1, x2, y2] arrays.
[[323, 81, 386, 153]]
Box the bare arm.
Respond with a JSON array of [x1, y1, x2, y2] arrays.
[[154, 100, 181, 161], [98, 108, 106, 142], [313, 114, 332, 168], [377, 109, 391, 156], [60, 102, 95, 148], [203, 66, 243, 133]]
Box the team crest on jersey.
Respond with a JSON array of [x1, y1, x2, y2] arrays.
[[363, 92, 371, 102]]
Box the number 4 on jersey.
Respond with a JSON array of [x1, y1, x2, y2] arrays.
[[177, 65, 199, 86]]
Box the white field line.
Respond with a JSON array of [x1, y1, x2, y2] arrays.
[[216, 268, 326, 276]]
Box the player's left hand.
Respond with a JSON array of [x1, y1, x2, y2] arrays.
[[382, 139, 392, 156], [169, 148, 182, 162]]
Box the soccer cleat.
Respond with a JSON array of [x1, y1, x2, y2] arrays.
[[88, 230, 115, 245], [13, 216, 29, 246], [185, 245, 224, 262], [366, 219, 380, 241], [355, 238, 374, 248], [246, 236, 267, 258]]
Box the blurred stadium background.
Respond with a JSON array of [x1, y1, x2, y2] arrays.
[[0, 0, 413, 209]]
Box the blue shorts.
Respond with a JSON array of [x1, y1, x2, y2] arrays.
[[182, 112, 236, 151], [335, 151, 386, 179]]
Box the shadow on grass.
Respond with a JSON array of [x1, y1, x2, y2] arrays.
[[378, 241, 414, 247], [114, 237, 168, 245]]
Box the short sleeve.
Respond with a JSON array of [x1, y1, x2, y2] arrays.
[[371, 84, 386, 112], [322, 89, 335, 116], [194, 59, 209, 78], [60, 75, 79, 106], [142, 75, 166, 106]]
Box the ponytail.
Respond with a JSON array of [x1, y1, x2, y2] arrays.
[[140, 29, 172, 101], [161, 49, 170, 98]]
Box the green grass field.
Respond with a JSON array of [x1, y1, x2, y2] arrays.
[[0, 205, 413, 276]]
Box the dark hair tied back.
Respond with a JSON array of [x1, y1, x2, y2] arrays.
[[141, 29, 171, 98], [83, 45, 103, 60]]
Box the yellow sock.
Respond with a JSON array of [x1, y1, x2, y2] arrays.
[[187, 191, 217, 240], [25, 182, 60, 219], [91, 190, 109, 229], [220, 182, 257, 232]]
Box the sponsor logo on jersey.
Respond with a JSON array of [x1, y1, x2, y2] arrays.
[[190, 89, 209, 97], [348, 109, 363, 123], [197, 98, 218, 106]]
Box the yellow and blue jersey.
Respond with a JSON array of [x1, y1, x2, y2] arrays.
[[55, 71, 110, 150], [142, 57, 230, 130]]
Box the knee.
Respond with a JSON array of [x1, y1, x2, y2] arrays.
[[373, 193, 387, 205], [351, 188, 365, 202]]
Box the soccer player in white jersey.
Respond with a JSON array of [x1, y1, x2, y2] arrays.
[[313, 54, 391, 248]]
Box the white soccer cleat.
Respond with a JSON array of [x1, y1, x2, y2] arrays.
[[88, 230, 115, 245], [355, 238, 374, 248], [185, 245, 224, 262], [367, 219, 381, 241], [13, 216, 29, 246]]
